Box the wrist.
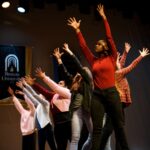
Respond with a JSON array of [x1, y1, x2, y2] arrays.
[[41, 74, 46, 80], [76, 28, 80, 33], [101, 15, 107, 20], [57, 58, 62, 64]]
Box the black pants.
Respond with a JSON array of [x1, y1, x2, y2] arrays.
[[90, 89, 105, 150], [54, 121, 71, 150], [91, 87, 129, 150], [38, 123, 57, 150], [100, 103, 126, 150], [22, 131, 36, 150]]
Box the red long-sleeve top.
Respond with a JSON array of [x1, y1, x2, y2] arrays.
[[77, 19, 117, 89]]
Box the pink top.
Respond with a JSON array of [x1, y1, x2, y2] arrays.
[[43, 76, 71, 112], [12, 95, 35, 135]]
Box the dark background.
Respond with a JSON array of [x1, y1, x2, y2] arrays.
[[0, 0, 150, 150]]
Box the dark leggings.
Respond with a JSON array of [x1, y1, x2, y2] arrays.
[[100, 103, 126, 150], [54, 121, 71, 150], [22, 131, 36, 150], [91, 87, 129, 150], [38, 123, 57, 150]]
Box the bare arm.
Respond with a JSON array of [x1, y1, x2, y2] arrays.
[[8, 87, 25, 114]]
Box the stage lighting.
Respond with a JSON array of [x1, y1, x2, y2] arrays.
[[17, 0, 30, 13], [1, 0, 10, 8]]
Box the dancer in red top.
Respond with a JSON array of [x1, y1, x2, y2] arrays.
[[103, 43, 149, 150], [67, 3, 130, 150]]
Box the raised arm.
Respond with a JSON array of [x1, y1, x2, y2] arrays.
[[53, 47, 73, 83], [16, 80, 39, 106], [67, 17, 95, 65], [22, 79, 49, 106], [97, 4, 117, 60], [15, 90, 35, 116], [25, 75, 54, 100], [67, 17, 81, 33], [62, 43, 91, 83], [35, 67, 71, 99], [8, 87, 25, 114], [119, 42, 131, 68], [117, 48, 149, 75]]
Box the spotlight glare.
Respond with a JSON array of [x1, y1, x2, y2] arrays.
[[17, 0, 30, 13], [17, 7, 25, 13], [2, 1, 10, 8]]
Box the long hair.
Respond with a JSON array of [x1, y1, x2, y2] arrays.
[[83, 67, 94, 90]]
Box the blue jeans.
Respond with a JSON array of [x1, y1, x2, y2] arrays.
[[69, 107, 93, 150]]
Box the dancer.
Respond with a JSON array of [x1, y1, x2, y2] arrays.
[[53, 43, 93, 150], [27, 67, 72, 150], [7, 86, 36, 150], [67, 3, 130, 150], [102, 43, 150, 150], [16, 79, 57, 150]]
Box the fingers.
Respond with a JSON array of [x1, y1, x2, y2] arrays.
[[16, 81, 23, 89], [8, 86, 14, 95], [68, 17, 76, 23], [67, 17, 81, 25], [15, 90, 23, 95], [97, 4, 103, 11]]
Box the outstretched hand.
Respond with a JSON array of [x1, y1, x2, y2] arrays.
[[62, 43, 69, 51], [124, 42, 131, 53], [53, 48, 64, 60], [15, 90, 24, 96], [67, 17, 81, 30], [20, 77, 27, 86], [62, 43, 73, 55], [8, 86, 15, 96], [25, 75, 36, 86], [139, 48, 150, 57], [35, 67, 45, 79], [116, 52, 121, 67], [97, 4, 106, 19], [16, 80, 24, 89]]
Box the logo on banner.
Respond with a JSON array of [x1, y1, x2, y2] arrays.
[[0, 45, 26, 99], [2, 54, 20, 81]]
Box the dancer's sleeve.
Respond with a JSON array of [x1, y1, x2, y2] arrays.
[[12, 96, 25, 115], [42, 75, 71, 99], [116, 55, 143, 76]]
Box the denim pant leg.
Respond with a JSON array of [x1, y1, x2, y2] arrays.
[[104, 88, 129, 150], [69, 108, 83, 150], [81, 110, 93, 150], [91, 92, 105, 150]]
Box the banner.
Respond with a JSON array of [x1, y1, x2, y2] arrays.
[[0, 45, 31, 100]]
